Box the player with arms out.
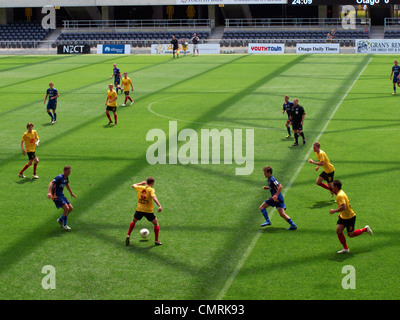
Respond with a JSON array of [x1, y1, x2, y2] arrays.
[[121, 72, 134, 106], [282, 95, 293, 138], [47, 165, 77, 231], [43, 82, 59, 124], [259, 166, 297, 230], [308, 142, 335, 196], [105, 84, 118, 125], [126, 177, 163, 246], [19, 122, 40, 179], [110, 63, 122, 94], [329, 180, 373, 253], [390, 60, 400, 95]]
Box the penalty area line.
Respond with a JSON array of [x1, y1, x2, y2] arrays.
[[216, 56, 372, 300]]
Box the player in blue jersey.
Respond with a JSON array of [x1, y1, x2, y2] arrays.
[[47, 165, 77, 231], [259, 166, 297, 230], [390, 60, 400, 95], [110, 63, 122, 94], [282, 95, 293, 138], [43, 82, 59, 123]]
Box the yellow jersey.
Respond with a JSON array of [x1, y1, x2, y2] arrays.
[[107, 90, 118, 107], [316, 150, 335, 173], [134, 185, 155, 213], [121, 77, 133, 92], [336, 189, 355, 220], [22, 130, 39, 153]]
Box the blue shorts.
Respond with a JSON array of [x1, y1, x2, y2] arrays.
[[114, 78, 120, 85], [264, 197, 286, 210], [393, 77, 399, 84], [47, 103, 57, 110], [53, 195, 70, 209]]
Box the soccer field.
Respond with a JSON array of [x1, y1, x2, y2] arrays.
[[0, 54, 399, 301]]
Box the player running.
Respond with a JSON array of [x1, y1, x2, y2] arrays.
[[390, 60, 400, 95], [308, 142, 335, 196], [121, 72, 134, 106], [19, 122, 40, 179], [47, 165, 77, 231], [110, 63, 122, 94], [126, 177, 163, 246], [43, 82, 59, 124], [329, 180, 373, 253], [282, 95, 293, 138], [259, 166, 297, 230]]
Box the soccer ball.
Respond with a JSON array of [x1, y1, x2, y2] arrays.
[[185, 42, 188, 46], [140, 228, 150, 238]]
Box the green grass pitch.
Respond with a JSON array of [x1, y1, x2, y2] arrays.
[[0, 53, 399, 300]]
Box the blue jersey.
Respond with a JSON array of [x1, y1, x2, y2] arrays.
[[51, 174, 69, 197], [268, 175, 284, 202], [113, 67, 121, 80], [393, 65, 400, 82], [283, 101, 294, 118], [46, 88, 58, 106]]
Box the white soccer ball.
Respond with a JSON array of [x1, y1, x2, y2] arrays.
[[140, 228, 150, 238], [185, 42, 188, 46]]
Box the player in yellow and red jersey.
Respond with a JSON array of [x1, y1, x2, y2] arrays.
[[308, 141, 335, 196], [121, 72, 134, 106], [126, 177, 163, 246], [105, 84, 118, 125], [330, 180, 373, 254], [19, 122, 40, 179]]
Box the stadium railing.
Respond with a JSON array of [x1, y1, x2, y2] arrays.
[[384, 18, 400, 38], [384, 18, 400, 28], [225, 18, 370, 30], [63, 19, 214, 31]]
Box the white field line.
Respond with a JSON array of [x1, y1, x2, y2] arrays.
[[216, 56, 372, 300]]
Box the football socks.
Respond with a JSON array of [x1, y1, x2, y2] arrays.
[[261, 208, 270, 222]]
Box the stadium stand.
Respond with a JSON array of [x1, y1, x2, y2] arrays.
[[0, 22, 51, 48], [0, 15, 371, 52], [384, 18, 400, 39]]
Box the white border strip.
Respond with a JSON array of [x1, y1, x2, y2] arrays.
[[216, 56, 372, 300]]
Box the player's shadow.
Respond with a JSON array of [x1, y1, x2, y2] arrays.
[[41, 122, 54, 127], [329, 248, 372, 262], [258, 226, 293, 234], [15, 178, 38, 184], [309, 200, 334, 210], [287, 144, 306, 149], [126, 243, 156, 252]]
